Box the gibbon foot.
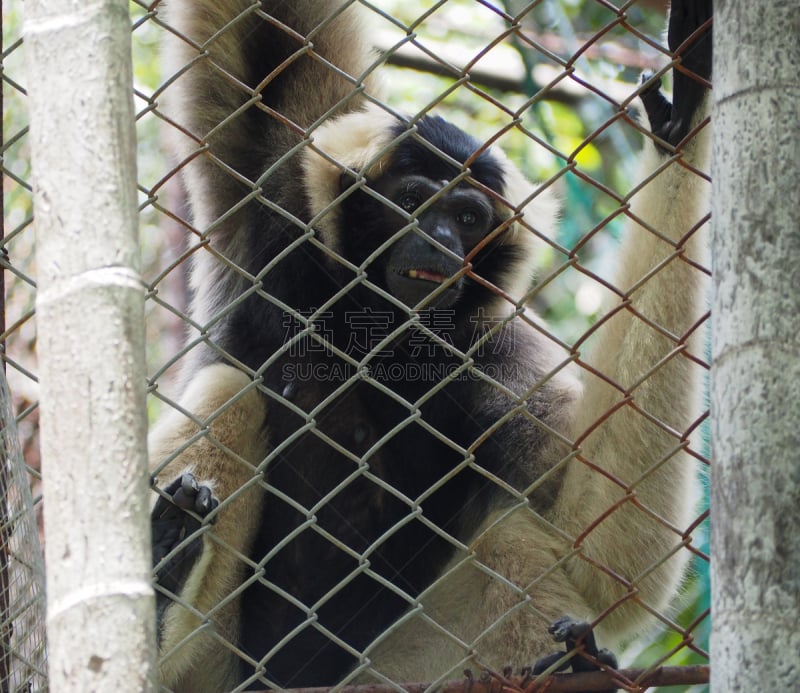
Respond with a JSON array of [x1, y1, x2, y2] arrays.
[[152, 473, 219, 625], [532, 616, 618, 693]]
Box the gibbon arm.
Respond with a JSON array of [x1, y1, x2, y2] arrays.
[[555, 1, 712, 637], [149, 365, 267, 689]]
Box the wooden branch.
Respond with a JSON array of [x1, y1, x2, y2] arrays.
[[250, 665, 709, 693], [375, 31, 647, 105]]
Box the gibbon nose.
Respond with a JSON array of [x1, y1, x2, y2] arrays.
[[416, 216, 460, 254], [406, 228, 461, 269]]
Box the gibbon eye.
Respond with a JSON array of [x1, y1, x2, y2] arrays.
[[457, 209, 479, 226], [399, 193, 420, 213]]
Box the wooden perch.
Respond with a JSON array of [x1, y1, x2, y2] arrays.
[[250, 664, 710, 693]]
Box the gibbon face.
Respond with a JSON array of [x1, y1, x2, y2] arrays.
[[338, 115, 514, 311], [356, 173, 498, 309]]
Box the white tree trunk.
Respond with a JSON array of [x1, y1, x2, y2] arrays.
[[23, 1, 156, 690], [711, 1, 800, 690]]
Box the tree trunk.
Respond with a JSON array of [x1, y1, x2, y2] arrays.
[[711, 1, 800, 690], [23, 1, 156, 690]]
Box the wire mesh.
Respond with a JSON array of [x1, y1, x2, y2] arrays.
[[1, 2, 47, 690], [3, 1, 712, 691], [0, 369, 46, 692]]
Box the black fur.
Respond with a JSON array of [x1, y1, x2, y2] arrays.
[[229, 120, 566, 687]]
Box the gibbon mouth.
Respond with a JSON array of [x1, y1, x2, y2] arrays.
[[402, 268, 449, 284], [387, 265, 463, 309]]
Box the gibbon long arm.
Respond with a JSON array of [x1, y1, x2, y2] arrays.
[[150, 1, 712, 690]]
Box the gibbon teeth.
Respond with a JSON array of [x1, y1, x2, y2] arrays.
[[407, 269, 446, 283]]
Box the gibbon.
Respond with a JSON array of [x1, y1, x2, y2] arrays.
[[149, 1, 712, 691]]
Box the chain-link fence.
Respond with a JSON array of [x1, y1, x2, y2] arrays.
[[1, 3, 48, 691], [2, 1, 712, 691], [0, 369, 46, 693]]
